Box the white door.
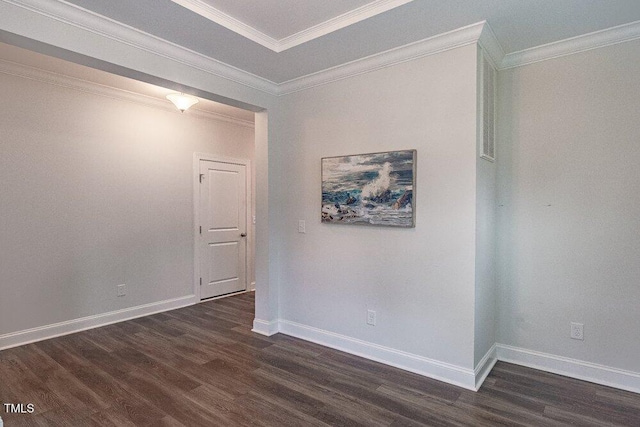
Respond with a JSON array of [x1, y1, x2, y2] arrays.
[[199, 159, 248, 300]]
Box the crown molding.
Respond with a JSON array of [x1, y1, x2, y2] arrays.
[[277, 21, 485, 95], [8, 1, 639, 98], [171, 0, 414, 53], [171, 0, 280, 51], [3, 0, 279, 95], [277, 0, 415, 52], [2, 0, 484, 98], [478, 21, 505, 69], [501, 19, 640, 69], [0, 58, 255, 127]]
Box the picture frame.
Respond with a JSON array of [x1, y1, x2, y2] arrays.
[[321, 149, 416, 227]]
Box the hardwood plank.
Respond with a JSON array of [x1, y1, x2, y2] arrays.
[[110, 347, 202, 392], [542, 405, 615, 427], [121, 368, 228, 426], [129, 316, 186, 338], [81, 324, 131, 352], [32, 404, 94, 426], [234, 390, 331, 427], [82, 406, 138, 426], [253, 365, 394, 426], [55, 334, 133, 379], [33, 340, 167, 426], [596, 387, 640, 411], [0, 352, 66, 413], [182, 383, 251, 425]]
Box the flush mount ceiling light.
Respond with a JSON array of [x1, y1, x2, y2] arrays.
[[166, 93, 199, 112]]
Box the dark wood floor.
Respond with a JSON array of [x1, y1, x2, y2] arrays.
[[1, 293, 640, 426]]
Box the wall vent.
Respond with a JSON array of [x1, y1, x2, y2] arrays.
[[480, 52, 496, 161]]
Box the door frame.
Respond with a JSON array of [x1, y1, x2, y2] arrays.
[[193, 152, 252, 301]]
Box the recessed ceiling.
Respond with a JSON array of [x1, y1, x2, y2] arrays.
[[171, 0, 413, 51], [24, 0, 640, 84]]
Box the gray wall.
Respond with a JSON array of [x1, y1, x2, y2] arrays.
[[497, 40, 640, 372], [474, 153, 497, 367], [277, 45, 480, 369], [0, 70, 254, 335], [474, 53, 497, 367]]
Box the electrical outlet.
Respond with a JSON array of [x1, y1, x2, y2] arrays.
[[570, 322, 584, 340], [367, 310, 376, 326], [117, 284, 126, 297], [298, 220, 306, 233]]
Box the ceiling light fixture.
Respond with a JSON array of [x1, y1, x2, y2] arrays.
[[166, 93, 199, 112]]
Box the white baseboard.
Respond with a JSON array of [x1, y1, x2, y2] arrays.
[[474, 344, 498, 390], [0, 295, 197, 351], [277, 319, 477, 391], [252, 318, 280, 336], [496, 344, 640, 394]]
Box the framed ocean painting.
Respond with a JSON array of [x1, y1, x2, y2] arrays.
[[321, 150, 416, 227]]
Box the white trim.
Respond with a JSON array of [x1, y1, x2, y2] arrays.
[[474, 344, 498, 390], [0, 58, 254, 128], [250, 281, 256, 291], [171, 0, 414, 53], [2, 0, 279, 94], [0, 295, 196, 351], [252, 319, 280, 336], [171, 0, 279, 52], [278, 21, 485, 95], [278, 0, 414, 52], [194, 153, 252, 302], [478, 22, 505, 70], [277, 319, 477, 391], [496, 344, 640, 394], [501, 19, 640, 70]]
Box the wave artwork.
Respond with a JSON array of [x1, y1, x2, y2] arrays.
[[321, 150, 416, 227]]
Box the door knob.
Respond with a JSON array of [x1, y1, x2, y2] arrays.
[[240, 233, 247, 237]]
